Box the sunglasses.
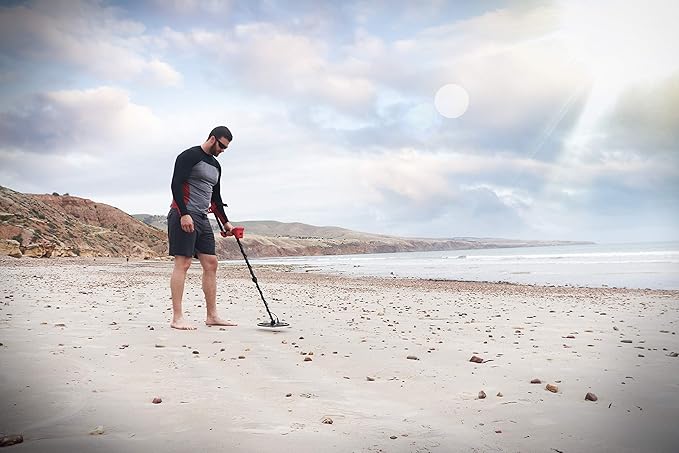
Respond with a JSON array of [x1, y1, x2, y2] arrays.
[[214, 137, 228, 149]]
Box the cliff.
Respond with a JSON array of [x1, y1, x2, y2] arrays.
[[0, 186, 166, 258]]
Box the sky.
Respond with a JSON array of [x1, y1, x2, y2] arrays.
[[0, 0, 678, 242]]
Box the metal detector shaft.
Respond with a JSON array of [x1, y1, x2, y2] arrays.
[[233, 235, 276, 325], [212, 211, 277, 325]]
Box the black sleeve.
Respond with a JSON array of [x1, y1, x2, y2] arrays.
[[171, 148, 204, 216], [211, 162, 229, 223]]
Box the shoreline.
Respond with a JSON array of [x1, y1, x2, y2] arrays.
[[2, 256, 678, 295]]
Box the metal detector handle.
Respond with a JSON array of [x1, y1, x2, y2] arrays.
[[217, 224, 244, 239], [230, 226, 244, 238]]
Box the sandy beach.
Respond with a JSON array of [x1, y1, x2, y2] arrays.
[[1, 257, 678, 452]]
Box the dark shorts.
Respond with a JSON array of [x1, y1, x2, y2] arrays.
[[167, 210, 216, 257]]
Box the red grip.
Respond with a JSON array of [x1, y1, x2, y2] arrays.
[[232, 226, 244, 239], [220, 226, 244, 238]]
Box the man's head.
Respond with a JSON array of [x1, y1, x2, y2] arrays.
[[206, 126, 233, 157]]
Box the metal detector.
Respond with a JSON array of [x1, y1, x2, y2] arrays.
[[208, 202, 289, 328]]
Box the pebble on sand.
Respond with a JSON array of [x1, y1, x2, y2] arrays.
[[304, 356, 312, 361], [390, 435, 398, 439], [531, 378, 542, 384], [469, 355, 484, 363], [89, 426, 105, 435], [585, 392, 598, 401], [152, 397, 162, 404], [0, 435, 23, 447], [406, 355, 419, 360], [546, 384, 559, 393], [366, 376, 375, 381], [496, 392, 503, 397], [478, 390, 487, 399], [285, 393, 292, 397], [321, 417, 333, 424]]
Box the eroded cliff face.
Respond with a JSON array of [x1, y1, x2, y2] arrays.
[[0, 186, 167, 258]]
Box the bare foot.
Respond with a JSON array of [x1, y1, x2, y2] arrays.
[[171, 318, 197, 330], [205, 316, 238, 327]]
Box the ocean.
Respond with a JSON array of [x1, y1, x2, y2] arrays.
[[224, 241, 679, 290]]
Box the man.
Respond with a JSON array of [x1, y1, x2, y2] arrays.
[[167, 126, 237, 330]]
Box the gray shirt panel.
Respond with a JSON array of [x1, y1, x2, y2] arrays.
[[186, 160, 220, 214]]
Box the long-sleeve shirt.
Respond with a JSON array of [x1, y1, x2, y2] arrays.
[[170, 146, 228, 222]]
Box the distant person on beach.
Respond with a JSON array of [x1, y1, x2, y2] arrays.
[[167, 126, 237, 330]]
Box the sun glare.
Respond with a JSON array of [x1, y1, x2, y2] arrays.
[[557, 0, 678, 90], [554, 0, 679, 134]]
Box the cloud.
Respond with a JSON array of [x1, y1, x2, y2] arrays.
[[359, 149, 455, 202], [142, 2, 593, 160], [0, 86, 161, 150], [347, 148, 551, 237], [348, 143, 678, 240], [603, 73, 679, 152], [0, 84, 174, 209], [0, 1, 182, 86], [356, 148, 548, 201], [542, 73, 679, 199], [143, 59, 183, 86], [355, 182, 533, 239], [153, 0, 233, 14], [164, 4, 591, 155], [535, 176, 679, 242], [160, 22, 377, 113]]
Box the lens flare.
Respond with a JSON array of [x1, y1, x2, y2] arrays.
[[434, 84, 470, 119]]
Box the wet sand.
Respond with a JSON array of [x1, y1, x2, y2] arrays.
[[1, 257, 678, 452]]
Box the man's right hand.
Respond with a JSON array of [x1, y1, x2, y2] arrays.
[[180, 214, 194, 233]]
